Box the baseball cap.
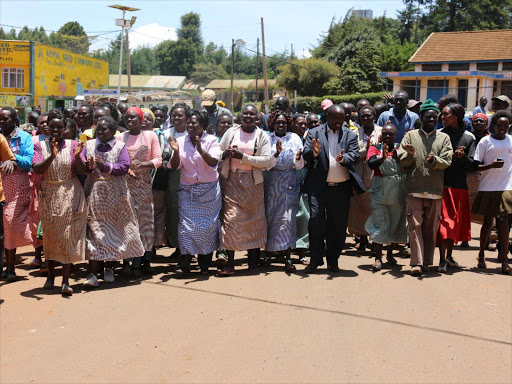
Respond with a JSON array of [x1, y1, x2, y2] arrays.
[[320, 99, 334, 110], [492, 95, 511, 106], [408, 99, 422, 108], [201, 90, 216, 107]]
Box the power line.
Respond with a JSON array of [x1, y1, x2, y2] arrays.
[[0, 23, 118, 34]]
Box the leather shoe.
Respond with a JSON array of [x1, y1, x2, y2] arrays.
[[327, 265, 340, 273], [303, 264, 318, 274]]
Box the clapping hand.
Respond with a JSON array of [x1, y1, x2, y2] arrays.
[[274, 140, 282, 158], [295, 148, 302, 161], [73, 141, 84, 158], [50, 138, 59, 159], [195, 136, 204, 155], [453, 146, 465, 159], [403, 144, 415, 156], [312, 138, 321, 157], [426, 152, 435, 163], [335, 149, 345, 163], [168, 137, 179, 152], [87, 155, 95, 170], [95, 155, 106, 171]]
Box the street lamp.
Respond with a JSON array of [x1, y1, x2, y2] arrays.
[[109, 4, 139, 104]]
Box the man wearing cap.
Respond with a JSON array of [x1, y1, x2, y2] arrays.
[[407, 100, 422, 116], [201, 89, 232, 133], [489, 95, 511, 133], [377, 90, 419, 143], [398, 99, 453, 276], [319, 99, 333, 123]]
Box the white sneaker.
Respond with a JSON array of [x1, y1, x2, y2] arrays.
[[104, 268, 115, 283], [83, 273, 99, 288]]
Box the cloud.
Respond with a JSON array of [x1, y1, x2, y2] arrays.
[[128, 23, 177, 49], [297, 49, 312, 59]]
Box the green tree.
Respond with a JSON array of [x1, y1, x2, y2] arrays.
[[325, 27, 384, 94], [130, 46, 158, 75], [190, 62, 229, 86], [277, 58, 339, 96], [156, 12, 203, 77], [56, 21, 90, 54]]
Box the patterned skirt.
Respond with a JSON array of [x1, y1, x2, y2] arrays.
[[85, 175, 145, 261], [296, 193, 310, 249], [220, 171, 267, 251], [263, 169, 299, 252], [3, 170, 34, 250], [39, 177, 86, 263], [178, 181, 221, 255], [126, 176, 154, 251]]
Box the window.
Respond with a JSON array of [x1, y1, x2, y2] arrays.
[[422, 63, 442, 71], [401, 79, 420, 101], [476, 62, 498, 71], [449, 63, 470, 71], [60, 74, 65, 80], [1, 68, 24, 88], [502, 62, 512, 71]]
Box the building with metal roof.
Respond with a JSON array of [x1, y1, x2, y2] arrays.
[[109, 75, 187, 91], [380, 30, 512, 108]]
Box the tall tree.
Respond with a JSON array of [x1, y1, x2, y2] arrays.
[[56, 21, 90, 54], [130, 46, 159, 75], [190, 62, 229, 86], [156, 12, 203, 77]]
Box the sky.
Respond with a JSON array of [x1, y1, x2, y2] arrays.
[[1, 0, 405, 58]]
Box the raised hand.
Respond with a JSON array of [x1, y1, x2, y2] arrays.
[[168, 137, 179, 152], [403, 144, 415, 156], [295, 148, 302, 161], [73, 141, 85, 158], [195, 135, 203, 154], [87, 155, 95, 170], [95, 155, 106, 171], [312, 138, 321, 157], [453, 146, 465, 159], [274, 140, 282, 158], [50, 138, 59, 159], [335, 149, 345, 163]]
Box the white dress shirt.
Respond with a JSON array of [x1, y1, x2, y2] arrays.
[[326, 126, 350, 183]]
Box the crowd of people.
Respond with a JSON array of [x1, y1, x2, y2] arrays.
[[0, 89, 511, 296]]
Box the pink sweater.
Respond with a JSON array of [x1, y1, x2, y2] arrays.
[[116, 130, 162, 168]]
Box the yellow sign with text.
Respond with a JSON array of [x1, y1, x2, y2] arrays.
[[0, 40, 30, 94], [0, 95, 16, 107], [34, 43, 108, 100]]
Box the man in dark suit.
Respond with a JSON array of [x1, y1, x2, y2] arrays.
[[302, 104, 363, 273]]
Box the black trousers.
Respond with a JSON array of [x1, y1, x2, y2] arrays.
[[0, 201, 4, 271], [308, 181, 352, 267]]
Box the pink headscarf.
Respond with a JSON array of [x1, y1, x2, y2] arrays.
[[126, 106, 145, 122], [472, 113, 488, 124]]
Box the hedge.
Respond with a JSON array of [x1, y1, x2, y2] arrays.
[[261, 92, 387, 114]]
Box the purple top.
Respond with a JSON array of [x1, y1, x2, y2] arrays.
[[80, 138, 130, 176], [33, 139, 78, 175]]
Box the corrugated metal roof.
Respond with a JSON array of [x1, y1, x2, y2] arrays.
[[410, 30, 512, 63], [205, 79, 276, 89], [109, 75, 186, 89]]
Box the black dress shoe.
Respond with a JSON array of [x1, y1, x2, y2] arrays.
[[285, 259, 296, 272], [304, 264, 318, 274], [327, 265, 340, 273]]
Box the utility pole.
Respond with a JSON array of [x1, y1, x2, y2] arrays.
[[255, 37, 259, 102], [260, 17, 269, 113], [230, 39, 235, 112], [126, 29, 131, 96], [117, 11, 125, 104], [291, 43, 294, 59]]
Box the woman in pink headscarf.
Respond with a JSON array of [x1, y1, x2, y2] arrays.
[[116, 107, 162, 277]]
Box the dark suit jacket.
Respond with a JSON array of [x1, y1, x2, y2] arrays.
[[303, 123, 365, 195]]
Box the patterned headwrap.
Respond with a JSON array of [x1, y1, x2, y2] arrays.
[[126, 106, 145, 122]]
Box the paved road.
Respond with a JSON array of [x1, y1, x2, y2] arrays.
[[1, 224, 511, 383]]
